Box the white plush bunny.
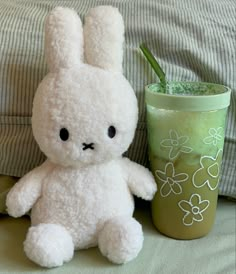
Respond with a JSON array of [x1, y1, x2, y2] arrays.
[[6, 6, 156, 268]]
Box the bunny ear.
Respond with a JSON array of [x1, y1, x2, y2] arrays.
[[45, 7, 83, 71], [84, 6, 124, 73]]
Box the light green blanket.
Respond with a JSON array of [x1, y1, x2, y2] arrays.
[[0, 176, 17, 213], [0, 198, 235, 273]]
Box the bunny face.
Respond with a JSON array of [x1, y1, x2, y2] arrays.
[[31, 6, 139, 167], [32, 64, 138, 167]]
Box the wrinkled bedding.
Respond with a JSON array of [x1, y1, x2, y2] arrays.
[[0, 198, 235, 273]]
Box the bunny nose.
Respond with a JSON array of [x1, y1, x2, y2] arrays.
[[82, 143, 95, 150]]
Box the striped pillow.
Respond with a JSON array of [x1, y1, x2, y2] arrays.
[[0, 0, 235, 198]]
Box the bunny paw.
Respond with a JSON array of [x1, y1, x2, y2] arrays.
[[98, 216, 143, 264], [24, 224, 74, 268]]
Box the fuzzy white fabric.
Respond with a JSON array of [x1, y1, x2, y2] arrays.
[[98, 216, 143, 264], [6, 6, 156, 268], [84, 6, 124, 72], [24, 223, 74, 268], [45, 7, 84, 71]]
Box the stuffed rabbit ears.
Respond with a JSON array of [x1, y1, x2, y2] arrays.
[[45, 6, 124, 73]]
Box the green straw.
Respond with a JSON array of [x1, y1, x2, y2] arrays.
[[140, 43, 166, 88]]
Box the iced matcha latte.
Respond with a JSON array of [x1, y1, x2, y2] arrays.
[[146, 82, 231, 239]]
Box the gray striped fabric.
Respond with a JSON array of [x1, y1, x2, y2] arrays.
[[0, 0, 235, 198]]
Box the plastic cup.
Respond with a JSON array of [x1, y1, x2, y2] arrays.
[[146, 82, 231, 239]]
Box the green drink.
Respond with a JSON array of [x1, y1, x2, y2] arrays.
[[146, 82, 231, 239]]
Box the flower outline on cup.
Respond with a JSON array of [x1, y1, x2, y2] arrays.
[[155, 162, 189, 197], [178, 194, 210, 226], [203, 127, 223, 146], [161, 129, 193, 160], [192, 149, 222, 190]]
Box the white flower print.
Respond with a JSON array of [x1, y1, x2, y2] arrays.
[[178, 194, 210, 226], [155, 162, 189, 197], [203, 127, 224, 146], [161, 129, 193, 160], [192, 150, 223, 190]]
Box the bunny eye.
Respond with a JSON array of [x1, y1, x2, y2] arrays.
[[108, 126, 116, 138], [60, 128, 69, 141]]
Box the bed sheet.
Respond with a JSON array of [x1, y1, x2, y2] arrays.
[[0, 198, 235, 274]]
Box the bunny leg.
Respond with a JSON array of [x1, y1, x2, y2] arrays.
[[24, 223, 74, 268], [98, 216, 143, 264]]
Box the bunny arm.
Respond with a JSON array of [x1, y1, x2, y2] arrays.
[[119, 158, 157, 200], [6, 160, 54, 218]]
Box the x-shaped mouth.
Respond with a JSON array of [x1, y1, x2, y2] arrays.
[[82, 143, 95, 150]]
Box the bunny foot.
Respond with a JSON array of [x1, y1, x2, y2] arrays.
[[24, 223, 74, 268], [98, 216, 143, 264]]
